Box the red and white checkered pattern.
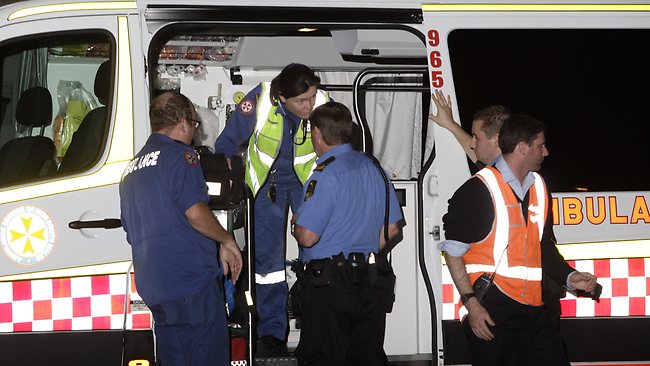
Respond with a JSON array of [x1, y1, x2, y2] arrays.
[[0, 273, 152, 333], [442, 258, 650, 320]]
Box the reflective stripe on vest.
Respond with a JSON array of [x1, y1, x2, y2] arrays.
[[245, 82, 329, 196], [465, 166, 547, 305]]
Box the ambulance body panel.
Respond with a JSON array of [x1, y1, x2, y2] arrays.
[[0, 1, 648, 365]]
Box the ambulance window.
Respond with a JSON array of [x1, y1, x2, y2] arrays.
[[0, 32, 113, 187], [447, 29, 650, 192]]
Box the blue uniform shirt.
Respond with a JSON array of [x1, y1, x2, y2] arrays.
[[296, 144, 403, 262], [214, 84, 304, 173], [119, 133, 221, 306]]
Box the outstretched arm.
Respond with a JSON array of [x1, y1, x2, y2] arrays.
[[429, 90, 477, 163]]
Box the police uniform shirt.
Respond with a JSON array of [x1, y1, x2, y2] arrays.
[[119, 133, 220, 306], [214, 84, 304, 174], [440, 156, 574, 289], [296, 143, 403, 262]]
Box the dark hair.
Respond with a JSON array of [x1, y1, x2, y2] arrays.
[[270, 63, 320, 105], [472, 105, 510, 138], [498, 114, 547, 154], [149, 91, 194, 132], [309, 101, 354, 145]]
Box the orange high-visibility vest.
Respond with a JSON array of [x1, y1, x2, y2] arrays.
[[464, 166, 548, 306]]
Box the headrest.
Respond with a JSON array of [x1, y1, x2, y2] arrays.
[[15, 86, 52, 128], [94, 60, 111, 105]]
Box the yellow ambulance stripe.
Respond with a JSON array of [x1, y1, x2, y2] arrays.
[[422, 4, 650, 12], [0, 260, 133, 282], [441, 239, 650, 263], [0, 16, 133, 204], [108, 16, 135, 164], [557, 240, 650, 261], [8, 2, 137, 21]]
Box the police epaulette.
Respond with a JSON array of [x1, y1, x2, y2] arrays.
[[314, 156, 336, 172]]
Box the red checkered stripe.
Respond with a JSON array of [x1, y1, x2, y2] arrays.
[[441, 258, 650, 320], [0, 273, 152, 332]]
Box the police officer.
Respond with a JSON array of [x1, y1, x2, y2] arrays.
[[215, 63, 329, 355], [120, 91, 242, 366], [292, 101, 404, 366]]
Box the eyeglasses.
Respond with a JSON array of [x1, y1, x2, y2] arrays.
[[188, 118, 201, 129]]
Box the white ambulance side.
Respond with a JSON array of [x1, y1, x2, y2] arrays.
[[421, 2, 650, 364], [0, 2, 154, 364], [0, 0, 648, 365]]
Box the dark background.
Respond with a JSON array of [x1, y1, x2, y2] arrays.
[[448, 29, 650, 193]]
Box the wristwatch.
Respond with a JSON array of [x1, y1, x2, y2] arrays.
[[460, 292, 476, 305]]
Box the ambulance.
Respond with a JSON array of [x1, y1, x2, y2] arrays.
[[0, 0, 648, 365]]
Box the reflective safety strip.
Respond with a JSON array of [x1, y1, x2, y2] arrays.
[[252, 140, 277, 169], [474, 169, 544, 281], [245, 153, 261, 194], [0, 273, 151, 332], [465, 264, 542, 282], [293, 151, 317, 165], [255, 270, 286, 285], [531, 172, 546, 236], [442, 258, 650, 320]]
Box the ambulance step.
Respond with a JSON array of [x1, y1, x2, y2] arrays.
[[253, 356, 298, 365]]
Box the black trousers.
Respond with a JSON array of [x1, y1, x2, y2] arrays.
[[463, 286, 570, 366], [295, 263, 387, 366]]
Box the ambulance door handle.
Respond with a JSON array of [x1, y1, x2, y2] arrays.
[[69, 218, 122, 229]]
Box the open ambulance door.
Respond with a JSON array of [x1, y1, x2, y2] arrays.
[[422, 3, 650, 364], [139, 0, 436, 362]]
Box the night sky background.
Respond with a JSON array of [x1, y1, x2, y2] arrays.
[[447, 29, 650, 193]]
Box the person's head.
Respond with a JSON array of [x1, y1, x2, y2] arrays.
[[270, 63, 321, 119], [469, 105, 509, 165], [309, 101, 355, 156], [499, 114, 549, 172], [149, 91, 197, 145]]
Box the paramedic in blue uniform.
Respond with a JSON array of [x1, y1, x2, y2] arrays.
[[292, 101, 405, 366], [214, 63, 329, 355], [120, 91, 242, 366]]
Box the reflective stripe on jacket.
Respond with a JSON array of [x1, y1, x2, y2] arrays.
[[245, 82, 329, 196], [464, 166, 548, 306]]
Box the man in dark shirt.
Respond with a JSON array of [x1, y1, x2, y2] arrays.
[[438, 114, 597, 365]]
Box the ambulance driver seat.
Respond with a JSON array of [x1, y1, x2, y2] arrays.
[[0, 86, 57, 185], [58, 60, 111, 174]]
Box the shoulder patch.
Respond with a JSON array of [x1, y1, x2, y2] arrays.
[[239, 98, 255, 115], [314, 156, 336, 172], [184, 151, 199, 166], [304, 180, 317, 201]]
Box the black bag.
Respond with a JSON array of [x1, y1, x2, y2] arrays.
[[197, 148, 245, 210]]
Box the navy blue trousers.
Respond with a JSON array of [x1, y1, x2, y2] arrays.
[[149, 279, 229, 366], [254, 170, 303, 340]]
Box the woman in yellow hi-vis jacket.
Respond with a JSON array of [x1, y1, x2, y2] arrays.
[[214, 63, 329, 356]]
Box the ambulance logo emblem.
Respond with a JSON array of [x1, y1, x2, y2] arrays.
[[0, 206, 56, 265], [239, 98, 255, 115]]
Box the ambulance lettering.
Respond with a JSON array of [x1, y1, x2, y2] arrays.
[[552, 195, 650, 225], [122, 150, 161, 179]]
